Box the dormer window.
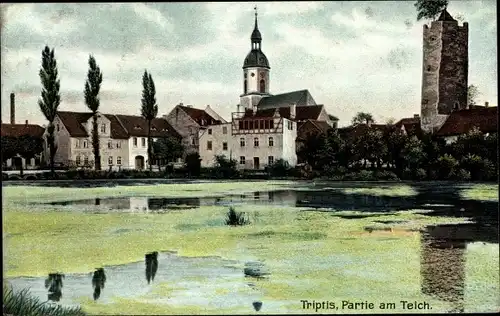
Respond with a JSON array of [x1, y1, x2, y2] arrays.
[[134, 125, 142, 130], [56, 124, 60, 131], [101, 124, 106, 133], [151, 126, 157, 131]]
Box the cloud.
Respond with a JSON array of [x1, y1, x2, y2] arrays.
[[131, 3, 173, 32]]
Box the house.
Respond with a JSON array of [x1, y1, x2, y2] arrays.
[[1, 93, 45, 170], [1, 121, 46, 170], [163, 103, 226, 154], [199, 107, 297, 170], [434, 106, 498, 144], [52, 111, 182, 170]]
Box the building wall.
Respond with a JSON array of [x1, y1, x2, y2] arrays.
[[52, 116, 71, 164], [164, 107, 200, 153], [199, 123, 233, 167], [421, 20, 468, 133], [70, 137, 129, 170], [282, 119, 298, 166], [128, 136, 150, 169], [317, 107, 333, 126]]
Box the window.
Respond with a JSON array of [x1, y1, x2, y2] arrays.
[[427, 65, 431, 71], [83, 140, 88, 148], [454, 102, 459, 110], [83, 155, 89, 165], [240, 138, 245, 147], [76, 155, 81, 165], [207, 140, 212, 150], [259, 79, 265, 93], [239, 156, 245, 165], [254, 137, 259, 147], [268, 156, 274, 165], [108, 156, 113, 165], [268, 137, 274, 147], [208, 128, 212, 135], [239, 121, 244, 129], [101, 124, 106, 133], [270, 120, 274, 129], [222, 126, 227, 134], [223, 142, 228, 150], [116, 141, 121, 148], [191, 137, 196, 146], [244, 80, 248, 94], [108, 141, 113, 149], [75, 139, 80, 148], [56, 124, 60, 131], [117, 156, 122, 165], [141, 138, 146, 147], [133, 137, 138, 147]]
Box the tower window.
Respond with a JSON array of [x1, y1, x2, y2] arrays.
[[430, 36, 436, 41], [426, 65, 431, 71], [244, 73, 247, 79], [259, 79, 265, 93], [251, 73, 255, 77], [244, 80, 248, 94]]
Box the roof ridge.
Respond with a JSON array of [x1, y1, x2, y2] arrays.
[[112, 114, 130, 137]]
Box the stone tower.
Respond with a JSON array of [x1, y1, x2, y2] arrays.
[[240, 7, 271, 112], [420, 9, 468, 133]]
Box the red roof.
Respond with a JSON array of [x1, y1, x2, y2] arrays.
[[297, 119, 332, 140], [1, 123, 45, 138], [395, 117, 422, 137], [178, 105, 221, 126], [57, 111, 181, 139], [241, 105, 324, 121], [436, 107, 498, 136]]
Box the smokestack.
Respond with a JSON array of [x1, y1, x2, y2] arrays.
[[10, 92, 15, 124], [485, 101, 489, 108]]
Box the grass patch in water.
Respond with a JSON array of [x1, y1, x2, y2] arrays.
[[459, 183, 499, 201], [341, 185, 417, 197]]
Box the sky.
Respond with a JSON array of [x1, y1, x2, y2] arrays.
[[0, 1, 497, 127]]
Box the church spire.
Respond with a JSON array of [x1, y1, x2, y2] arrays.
[[251, 6, 262, 49]]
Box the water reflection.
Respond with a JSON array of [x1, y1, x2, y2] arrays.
[[45, 273, 64, 302], [420, 223, 499, 312], [92, 268, 106, 300], [253, 301, 263, 311], [145, 252, 159, 284]]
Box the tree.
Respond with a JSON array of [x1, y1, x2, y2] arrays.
[[18, 135, 44, 176], [414, 0, 448, 21], [1, 136, 18, 167], [185, 152, 201, 177], [213, 155, 239, 178], [467, 84, 481, 107], [84, 54, 104, 171], [38, 46, 61, 176], [401, 136, 426, 171], [152, 135, 185, 171], [351, 112, 374, 126], [385, 128, 407, 172], [141, 70, 159, 172]]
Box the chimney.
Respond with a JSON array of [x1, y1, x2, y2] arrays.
[[10, 92, 15, 124], [187, 104, 192, 108], [237, 104, 241, 113], [485, 101, 489, 108], [290, 104, 296, 120], [25, 120, 29, 125], [413, 114, 420, 119]]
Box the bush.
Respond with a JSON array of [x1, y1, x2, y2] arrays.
[[225, 207, 250, 226], [3, 284, 86, 316], [454, 168, 471, 181], [436, 154, 458, 180], [374, 170, 400, 181], [212, 155, 239, 179], [185, 153, 201, 177], [415, 168, 427, 180], [267, 159, 291, 177]]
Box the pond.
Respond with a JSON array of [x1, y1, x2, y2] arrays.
[[3, 180, 499, 314]]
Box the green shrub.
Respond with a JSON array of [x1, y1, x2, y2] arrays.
[[185, 153, 201, 177], [436, 154, 458, 180], [356, 170, 375, 181], [212, 155, 239, 179], [3, 284, 86, 316], [454, 168, 471, 181], [267, 159, 291, 177], [225, 207, 250, 226], [415, 168, 427, 180], [374, 170, 400, 181]]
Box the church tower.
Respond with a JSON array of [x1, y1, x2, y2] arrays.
[[420, 9, 468, 133], [240, 7, 271, 111]]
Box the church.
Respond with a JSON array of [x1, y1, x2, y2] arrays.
[[197, 8, 337, 170]]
